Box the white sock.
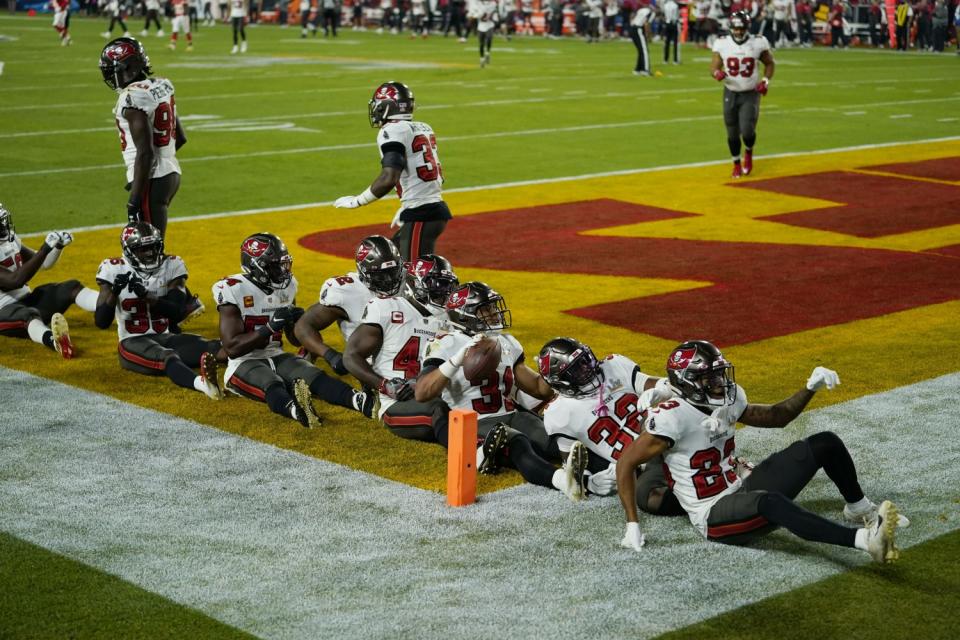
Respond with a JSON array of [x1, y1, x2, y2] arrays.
[[847, 496, 872, 513], [550, 469, 565, 492], [27, 318, 49, 345], [476, 446, 485, 469], [854, 528, 869, 551], [192, 375, 205, 392], [75, 288, 99, 312]]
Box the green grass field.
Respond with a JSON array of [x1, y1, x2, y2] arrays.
[[1, 13, 959, 639]]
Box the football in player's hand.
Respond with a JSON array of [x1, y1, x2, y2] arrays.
[[462, 336, 501, 385]]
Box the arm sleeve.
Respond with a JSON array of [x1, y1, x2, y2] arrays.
[[152, 288, 187, 319]]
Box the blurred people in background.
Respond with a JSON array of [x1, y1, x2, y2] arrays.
[[663, 0, 680, 60]]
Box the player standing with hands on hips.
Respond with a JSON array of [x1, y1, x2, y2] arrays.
[[334, 82, 452, 261], [710, 11, 774, 178]]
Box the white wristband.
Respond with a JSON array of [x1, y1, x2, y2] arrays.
[[356, 187, 377, 206], [438, 360, 459, 379]]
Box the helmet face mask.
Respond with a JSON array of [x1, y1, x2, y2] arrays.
[[355, 235, 405, 297], [240, 233, 293, 293], [666, 340, 737, 408], [121, 222, 165, 275], [368, 81, 415, 128], [407, 255, 458, 310], [0, 204, 14, 241], [446, 282, 511, 335], [537, 337, 603, 398], [100, 37, 152, 91], [730, 11, 750, 44]]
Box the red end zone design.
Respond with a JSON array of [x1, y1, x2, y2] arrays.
[[740, 171, 960, 238], [301, 198, 960, 346], [863, 157, 960, 183]]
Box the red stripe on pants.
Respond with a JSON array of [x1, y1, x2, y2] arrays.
[[141, 180, 152, 225], [707, 515, 769, 539], [228, 374, 266, 400], [118, 341, 166, 370], [383, 414, 433, 428], [409, 221, 423, 258], [0, 320, 28, 331]]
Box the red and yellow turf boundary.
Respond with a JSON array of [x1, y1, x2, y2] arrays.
[[3, 140, 959, 492]]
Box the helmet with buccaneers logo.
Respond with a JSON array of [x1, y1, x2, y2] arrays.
[[406, 254, 458, 310], [537, 337, 603, 398], [0, 203, 14, 241], [121, 222, 165, 275], [368, 81, 415, 128], [100, 37, 152, 91], [240, 233, 293, 293], [355, 235, 405, 297], [446, 281, 511, 335], [666, 340, 737, 408], [729, 10, 750, 44]]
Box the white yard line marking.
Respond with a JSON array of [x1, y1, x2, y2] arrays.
[[843, 111, 866, 116], [938, 117, 958, 123], [17, 136, 960, 237], [889, 114, 914, 119], [1, 367, 956, 639]]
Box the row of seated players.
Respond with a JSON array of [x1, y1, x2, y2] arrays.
[[0, 208, 907, 563]]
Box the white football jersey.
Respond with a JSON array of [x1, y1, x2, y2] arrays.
[[230, 0, 246, 17], [424, 331, 525, 419], [376, 120, 444, 212], [0, 235, 28, 310], [172, 0, 186, 16], [644, 385, 749, 537], [477, 0, 498, 30], [95, 255, 189, 341], [543, 354, 653, 460], [411, 0, 426, 15], [712, 35, 771, 92], [114, 78, 181, 184], [212, 273, 299, 380], [145, 0, 160, 10], [317, 271, 372, 344], [361, 295, 444, 418]]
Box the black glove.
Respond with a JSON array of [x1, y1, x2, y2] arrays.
[[111, 272, 132, 296], [287, 306, 305, 325], [378, 377, 415, 401], [264, 305, 299, 334], [127, 273, 148, 299], [127, 197, 143, 225], [323, 348, 348, 376]]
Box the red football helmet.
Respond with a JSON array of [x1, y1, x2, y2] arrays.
[[368, 81, 415, 128]]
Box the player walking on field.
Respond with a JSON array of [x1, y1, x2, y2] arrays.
[[100, 38, 186, 238], [334, 82, 453, 261], [51, 0, 71, 46], [711, 10, 774, 178], [169, 0, 194, 51], [230, 0, 249, 53]]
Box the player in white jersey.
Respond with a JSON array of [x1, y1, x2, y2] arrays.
[[539, 337, 683, 507], [334, 82, 452, 261], [169, 0, 194, 51], [141, 0, 164, 35], [102, 0, 131, 38], [476, 0, 497, 66], [711, 11, 774, 178], [230, 0, 248, 54], [100, 38, 186, 239], [293, 235, 380, 375], [629, 2, 653, 75], [214, 233, 374, 428], [616, 340, 906, 564], [410, 0, 427, 37], [300, 0, 317, 36], [94, 223, 222, 399], [0, 205, 97, 359], [343, 239, 459, 437]]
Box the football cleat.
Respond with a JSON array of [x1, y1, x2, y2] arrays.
[[562, 441, 588, 501], [864, 500, 900, 563], [292, 378, 322, 428], [477, 423, 509, 475], [844, 499, 910, 528], [230, 44, 238, 54], [180, 294, 205, 325], [743, 150, 753, 175], [731, 162, 743, 179], [352, 389, 375, 418], [50, 313, 74, 359], [240, 40, 247, 53], [733, 456, 755, 479], [198, 352, 223, 400]]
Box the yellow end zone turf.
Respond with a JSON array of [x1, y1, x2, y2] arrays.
[[5, 141, 959, 493]]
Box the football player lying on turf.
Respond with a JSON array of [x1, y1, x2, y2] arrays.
[[292, 234, 382, 376], [538, 336, 689, 509], [343, 243, 459, 433], [616, 340, 908, 564], [95, 222, 222, 399], [213, 233, 374, 429], [0, 203, 99, 359], [414, 282, 590, 501]]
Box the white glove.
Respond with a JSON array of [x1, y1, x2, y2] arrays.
[[806, 366, 840, 391], [639, 377, 675, 411], [620, 522, 646, 552], [390, 208, 404, 229], [56, 231, 73, 248], [586, 463, 617, 496], [44, 232, 60, 251], [701, 403, 738, 435], [440, 334, 483, 378], [334, 195, 360, 209]]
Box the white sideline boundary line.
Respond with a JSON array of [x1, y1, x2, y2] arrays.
[[19, 135, 960, 239]]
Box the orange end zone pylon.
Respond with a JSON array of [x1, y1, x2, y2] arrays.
[[447, 409, 478, 507]]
